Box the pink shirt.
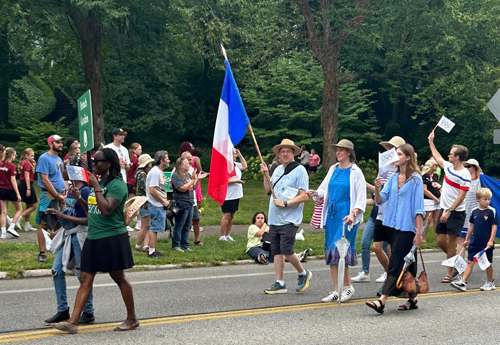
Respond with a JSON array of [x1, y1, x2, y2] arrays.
[[310, 154, 320, 167]]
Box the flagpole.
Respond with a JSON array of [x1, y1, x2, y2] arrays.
[[220, 44, 277, 199]]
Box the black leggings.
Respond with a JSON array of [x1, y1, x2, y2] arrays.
[[382, 228, 417, 298]]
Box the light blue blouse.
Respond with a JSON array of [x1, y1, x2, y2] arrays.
[[379, 172, 425, 233]]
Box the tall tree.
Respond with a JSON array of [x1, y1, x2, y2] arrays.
[[294, 0, 370, 168]]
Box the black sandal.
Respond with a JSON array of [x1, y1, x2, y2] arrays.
[[398, 299, 418, 311], [366, 300, 385, 314]]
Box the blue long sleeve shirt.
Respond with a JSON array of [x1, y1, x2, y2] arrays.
[[379, 172, 425, 233]]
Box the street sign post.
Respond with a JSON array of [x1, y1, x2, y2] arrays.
[[77, 90, 94, 153], [487, 89, 500, 144]]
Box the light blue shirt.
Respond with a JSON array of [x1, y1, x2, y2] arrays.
[[268, 164, 309, 227], [379, 172, 424, 233], [36, 152, 66, 191]]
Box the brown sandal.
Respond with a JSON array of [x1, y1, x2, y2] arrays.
[[441, 275, 453, 283], [194, 241, 204, 246]]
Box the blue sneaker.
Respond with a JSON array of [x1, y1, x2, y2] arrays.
[[264, 282, 287, 294], [296, 270, 312, 292]]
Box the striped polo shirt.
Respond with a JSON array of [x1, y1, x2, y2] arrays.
[[440, 161, 471, 212]]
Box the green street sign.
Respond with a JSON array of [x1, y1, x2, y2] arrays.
[[78, 90, 94, 153]]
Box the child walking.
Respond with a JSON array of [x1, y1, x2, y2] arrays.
[[451, 188, 498, 292]]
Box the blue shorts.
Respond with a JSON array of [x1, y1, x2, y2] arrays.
[[149, 205, 166, 233], [139, 208, 149, 218], [468, 246, 494, 263], [459, 227, 467, 237]]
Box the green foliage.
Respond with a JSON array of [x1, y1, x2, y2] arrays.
[[241, 153, 273, 180], [308, 165, 327, 189], [357, 159, 377, 184], [9, 75, 56, 126], [17, 119, 70, 157]]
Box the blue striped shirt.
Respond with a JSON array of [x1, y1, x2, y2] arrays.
[[379, 172, 425, 233]]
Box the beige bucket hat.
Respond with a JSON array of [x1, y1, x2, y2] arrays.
[[272, 139, 301, 156], [333, 139, 356, 161], [379, 136, 406, 150], [138, 154, 154, 169]]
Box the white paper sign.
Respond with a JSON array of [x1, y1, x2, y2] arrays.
[[474, 251, 491, 270], [378, 148, 399, 168], [454, 255, 467, 274], [282, 186, 298, 200], [441, 255, 458, 267], [436, 115, 455, 133]]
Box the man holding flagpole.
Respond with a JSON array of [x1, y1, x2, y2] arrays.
[[260, 139, 312, 294], [428, 130, 471, 283]]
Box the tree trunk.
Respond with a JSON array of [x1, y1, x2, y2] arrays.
[[0, 22, 9, 128], [68, 8, 104, 146], [321, 60, 340, 169]]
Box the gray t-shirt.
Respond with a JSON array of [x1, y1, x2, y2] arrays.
[[171, 172, 195, 204]]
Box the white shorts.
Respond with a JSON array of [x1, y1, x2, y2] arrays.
[[424, 199, 439, 212]]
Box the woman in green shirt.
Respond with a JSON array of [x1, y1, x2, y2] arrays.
[[50, 148, 138, 334]]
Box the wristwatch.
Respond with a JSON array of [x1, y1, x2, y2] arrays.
[[284, 201, 288, 207]]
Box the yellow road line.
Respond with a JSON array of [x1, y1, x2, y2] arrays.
[[1, 288, 496, 343]]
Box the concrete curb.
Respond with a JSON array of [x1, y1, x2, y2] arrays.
[[0, 248, 448, 280]]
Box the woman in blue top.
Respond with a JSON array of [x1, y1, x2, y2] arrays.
[[308, 139, 366, 303], [366, 144, 424, 314]]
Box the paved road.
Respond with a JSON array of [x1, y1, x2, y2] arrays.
[[0, 251, 498, 344]]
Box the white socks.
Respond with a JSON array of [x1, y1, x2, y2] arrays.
[[277, 280, 285, 287], [135, 219, 142, 229], [298, 270, 307, 276], [135, 244, 142, 249], [149, 248, 155, 255], [1, 227, 6, 235]]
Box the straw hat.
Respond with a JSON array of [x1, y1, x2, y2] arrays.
[[333, 139, 356, 161], [138, 154, 154, 169], [464, 159, 480, 168], [272, 139, 301, 156], [379, 136, 406, 150], [123, 196, 148, 225]]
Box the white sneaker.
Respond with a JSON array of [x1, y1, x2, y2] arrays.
[[24, 223, 37, 231], [480, 280, 496, 291], [351, 271, 370, 283], [126, 226, 135, 232], [6, 216, 12, 226], [1, 233, 15, 239], [322, 291, 339, 303], [199, 227, 204, 232], [134, 219, 141, 231], [7, 226, 19, 238], [190, 226, 194, 232], [219, 236, 228, 241], [341, 285, 355, 302], [226, 235, 235, 242], [450, 278, 467, 292], [375, 272, 387, 283], [15, 218, 23, 231]]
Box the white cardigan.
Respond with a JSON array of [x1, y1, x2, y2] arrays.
[[317, 163, 366, 229]]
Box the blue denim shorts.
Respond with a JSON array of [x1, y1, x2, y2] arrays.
[[149, 205, 166, 233], [139, 207, 149, 218]]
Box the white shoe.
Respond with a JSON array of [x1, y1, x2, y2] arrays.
[[199, 227, 204, 232], [15, 218, 23, 231], [190, 226, 194, 232], [219, 236, 228, 241], [7, 226, 19, 238], [351, 271, 370, 283], [480, 280, 496, 291], [375, 272, 387, 283], [134, 219, 141, 231], [126, 226, 135, 232], [226, 235, 235, 242], [341, 285, 355, 302], [1, 233, 15, 239], [322, 291, 339, 303], [6, 216, 12, 226], [24, 223, 37, 231]]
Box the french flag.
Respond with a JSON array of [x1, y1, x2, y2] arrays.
[[208, 60, 250, 205]]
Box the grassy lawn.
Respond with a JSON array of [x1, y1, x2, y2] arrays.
[[2, 178, 446, 278]]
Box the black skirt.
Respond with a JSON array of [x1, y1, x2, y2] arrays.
[[0, 188, 17, 202], [18, 180, 38, 204], [81, 232, 134, 273]]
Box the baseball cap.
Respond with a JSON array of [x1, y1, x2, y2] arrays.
[[112, 128, 127, 136], [47, 134, 63, 145]]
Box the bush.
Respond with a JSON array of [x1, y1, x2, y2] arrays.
[[241, 153, 274, 180], [357, 158, 377, 183], [308, 165, 327, 188], [17, 119, 70, 157]]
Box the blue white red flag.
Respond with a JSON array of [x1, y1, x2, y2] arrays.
[[479, 174, 500, 239], [208, 61, 250, 205]]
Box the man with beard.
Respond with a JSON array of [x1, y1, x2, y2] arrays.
[[35, 135, 67, 262]]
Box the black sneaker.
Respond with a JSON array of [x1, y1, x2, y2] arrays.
[[148, 251, 165, 258], [38, 252, 47, 263], [45, 308, 70, 323], [78, 312, 95, 324]]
